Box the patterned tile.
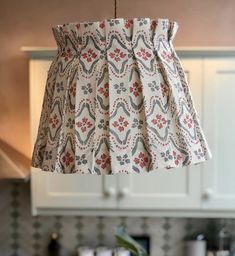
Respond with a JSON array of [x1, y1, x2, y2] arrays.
[[161, 218, 171, 256], [0, 182, 224, 256]]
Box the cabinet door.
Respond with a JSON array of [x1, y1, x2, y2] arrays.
[[117, 59, 203, 210], [30, 60, 117, 215], [202, 58, 235, 210]]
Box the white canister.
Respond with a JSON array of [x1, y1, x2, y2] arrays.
[[185, 240, 207, 256], [114, 247, 131, 256], [215, 251, 230, 256], [96, 247, 113, 256], [78, 247, 94, 256]]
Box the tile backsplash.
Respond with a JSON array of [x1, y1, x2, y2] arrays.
[[0, 181, 220, 256]]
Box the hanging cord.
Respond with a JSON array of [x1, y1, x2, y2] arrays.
[[114, 0, 117, 18]]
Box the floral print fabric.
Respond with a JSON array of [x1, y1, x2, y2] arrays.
[[32, 18, 211, 174]]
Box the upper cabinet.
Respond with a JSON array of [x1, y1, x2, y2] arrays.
[[202, 58, 235, 210], [24, 47, 235, 216], [29, 59, 118, 214], [117, 58, 203, 211]]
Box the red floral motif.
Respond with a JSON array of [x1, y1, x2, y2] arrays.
[[75, 23, 80, 30], [82, 49, 97, 63], [183, 114, 193, 128], [61, 48, 73, 62], [151, 114, 167, 129], [49, 114, 59, 128], [99, 21, 105, 29], [136, 47, 151, 60], [173, 151, 182, 165], [134, 152, 149, 168], [76, 117, 93, 132], [69, 82, 76, 97], [62, 152, 74, 166], [161, 50, 173, 62], [130, 82, 142, 97], [125, 19, 133, 29], [98, 82, 109, 98], [161, 82, 169, 97], [109, 48, 126, 62], [96, 153, 110, 169], [112, 116, 129, 132]]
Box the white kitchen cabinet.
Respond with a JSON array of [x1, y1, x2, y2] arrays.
[[202, 58, 235, 210], [28, 54, 202, 215], [29, 60, 118, 214], [24, 47, 235, 216], [117, 58, 203, 210]]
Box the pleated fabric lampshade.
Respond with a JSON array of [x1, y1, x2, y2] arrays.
[[31, 18, 211, 174]]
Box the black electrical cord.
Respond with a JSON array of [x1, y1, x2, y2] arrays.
[[114, 0, 117, 18]]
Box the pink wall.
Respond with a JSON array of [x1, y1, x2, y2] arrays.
[[0, 0, 235, 157]]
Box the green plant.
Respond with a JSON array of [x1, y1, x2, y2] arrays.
[[115, 226, 149, 256]]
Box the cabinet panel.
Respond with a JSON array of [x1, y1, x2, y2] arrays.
[[32, 55, 235, 213], [26, 50, 235, 215], [30, 60, 117, 215], [31, 170, 117, 213], [202, 58, 235, 210], [117, 59, 203, 210]]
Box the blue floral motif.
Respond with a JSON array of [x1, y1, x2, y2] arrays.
[[116, 154, 130, 165], [114, 82, 127, 94], [76, 154, 87, 165], [138, 18, 148, 26], [84, 22, 94, 27], [148, 81, 159, 92], [45, 150, 52, 160], [66, 118, 74, 129], [56, 82, 64, 93], [194, 149, 204, 159], [98, 119, 109, 130], [81, 83, 93, 94], [174, 82, 183, 93], [132, 118, 144, 129], [161, 150, 173, 162], [108, 19, 120, 26]]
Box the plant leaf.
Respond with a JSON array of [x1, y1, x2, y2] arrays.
[[115, 226, 149, 256]]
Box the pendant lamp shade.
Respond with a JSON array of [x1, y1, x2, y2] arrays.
[[31, 18, 211, 174]]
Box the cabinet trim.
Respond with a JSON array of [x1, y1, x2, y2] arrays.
[[22, 46, 235, 59], [33, 208, 235, 218]]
